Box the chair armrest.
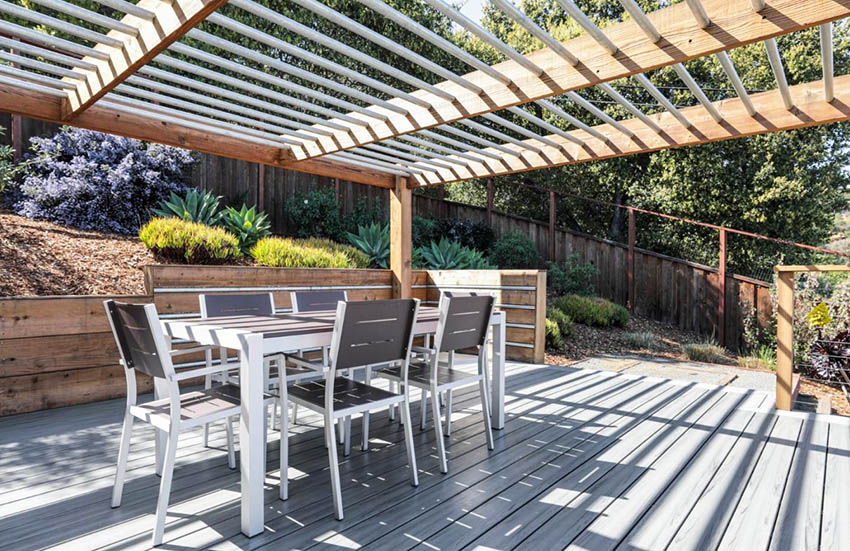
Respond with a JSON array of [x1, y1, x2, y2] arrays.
[[170, 345, 218, 357], [171, 362, 235, 382], [283, 353, 327, 373]]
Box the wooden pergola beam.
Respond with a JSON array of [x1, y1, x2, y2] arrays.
[[405, 74, 850, 187], [287, 0, 850, 161], [60, 0, 229, 121], [0, 80, 395, 188]]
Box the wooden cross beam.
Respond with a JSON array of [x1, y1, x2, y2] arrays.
[[403, 74, 850, 187], [285, 0, 850, 161], [60, 0, 230, 122]]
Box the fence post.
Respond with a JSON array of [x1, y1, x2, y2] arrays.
[[486, 179, 494, 226], [548, 191, 556, 261], [626, 207, 637, 312], [776, 270, 794, 410], [257, 164, 265, 212], [718, 228, 727, 347]]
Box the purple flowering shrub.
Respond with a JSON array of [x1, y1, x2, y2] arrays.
[[13, 127, 194, 234]]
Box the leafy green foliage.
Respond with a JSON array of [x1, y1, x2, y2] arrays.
[[251, 236, 368, 268], [153, 189, 225, 227], [489, 231, 540, 269], [413, 216, 438, 248], [545, 319, 564, 351], [415, 238, 494, 270], [220, 204, 272, 255], [347, 223, 390, 268], [0, 126, 14, 196], [286, 188, 344, 240], [553, 295, 629, 328], [412, 217, 494, 250], [547, 307, 573, 339], [139, 218, 240, 264], [547, 255, 598, 296]]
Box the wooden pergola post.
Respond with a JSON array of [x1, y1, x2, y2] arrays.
[[718, 228, 727, 347], [776, 269, 795, 410], [390, 175, 412, 298], [626, 208, 637, 312]]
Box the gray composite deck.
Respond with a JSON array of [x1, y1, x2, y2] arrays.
[[0, 360, 848, 551]]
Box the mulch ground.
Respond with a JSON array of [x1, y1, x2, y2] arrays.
[[0, 212, 154, 296]]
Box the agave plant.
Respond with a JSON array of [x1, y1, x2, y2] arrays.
[[347, 223, 390, 268], [152, 189, 224, 226], [415, 238, 494, 270], [220, 204, 272, 255]]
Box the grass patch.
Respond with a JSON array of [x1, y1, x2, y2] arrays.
[[553, 295, 629, 328], [624, 331, 656, 350], [683, 338, 728, 364], [738, 344, 777, 370]]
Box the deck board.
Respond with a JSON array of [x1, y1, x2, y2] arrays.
[[0, 361, 847, 551]]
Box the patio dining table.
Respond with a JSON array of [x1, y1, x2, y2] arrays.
[[161, 305, 506, 537]]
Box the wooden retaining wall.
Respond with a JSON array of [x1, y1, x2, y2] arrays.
[[0, 267, 545, 416]]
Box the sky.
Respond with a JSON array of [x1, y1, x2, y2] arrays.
[[458, 0, 486, 24]]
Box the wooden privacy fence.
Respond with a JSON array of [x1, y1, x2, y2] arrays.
[[0, 266, 546, 416]]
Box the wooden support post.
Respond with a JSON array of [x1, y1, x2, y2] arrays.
[[486, 179, 494, 226], [9, 45, 22, 161], [548, 191, 556, 262], [776, 270, 794, 410], [627, 208, 635, 312], [533, 271, 547, 364], [718, 228, 727, 347], [390, 175, 412, 299], [257, 164, 265, 212]]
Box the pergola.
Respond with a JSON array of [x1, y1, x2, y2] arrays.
[[0, 0, 847, 299]]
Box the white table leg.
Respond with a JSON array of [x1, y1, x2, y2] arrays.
[[239, 334, 265, 537], [491, 315, 506, 430]]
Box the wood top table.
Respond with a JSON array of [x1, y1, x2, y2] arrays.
[[161, 305, 506, 538]]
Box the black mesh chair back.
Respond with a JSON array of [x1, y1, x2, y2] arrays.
[[291, 290, 347, 313], [331, 299, 419, 372], [201, 293, 274, 318], [436, 294, 495, 353], [105, 300, 168, 379]]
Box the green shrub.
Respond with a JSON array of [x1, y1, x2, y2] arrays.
[[415, 238, 494, 269], [624, 331, 656, 350], [220, 204, 271, 255], [489, 231, 539, 269], [547, 254, 598, 296], [251, 237, 369, 268], [347, 223, 389, 268], [547, 307, 573, 339], [152, 189, 225, 226], [684, 341, 728, 364], [139, 218, 240, 264], [545, 319, 564, 351], [286, 187, 345, 241], [413, 216, 438, 248], [553, 295, 630, 328], [738, 344, 777, 370]]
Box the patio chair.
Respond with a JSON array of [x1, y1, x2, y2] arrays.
[[199, 293, 320, 441], [104, 300, 273, 547], [290, 290, 349, 445], [375, 293, 495, 474], [280, 298, 420, 519]]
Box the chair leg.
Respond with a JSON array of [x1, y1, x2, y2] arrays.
[[325, 416, 344, 520], [362, 367, 372, 452], [279, 392, 289, 500], [430, 388, 448, 474], [343, 416, 352, 456], [479, 376, 494, 451], [445, 389, 453, 437], [203, 349, 213, 448], [420, 388, 428, 431], [225, 416, 236, 470], [111, 412, 134, 508], [152, 430, 178, 547], [388, 380, 397, 422], [399, 398, 419, 487], [291, 402, 299, 425]]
